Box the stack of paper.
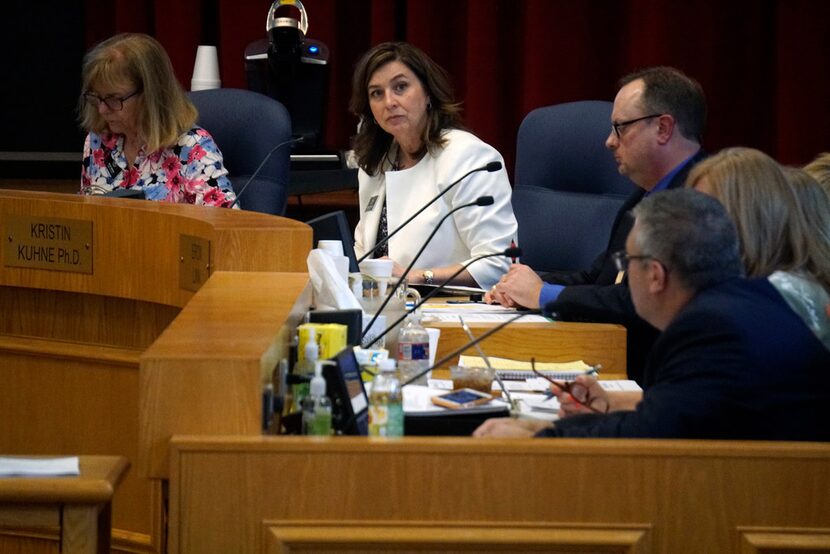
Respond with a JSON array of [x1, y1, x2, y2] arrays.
[[0, 456, 80, 477], [458, 355, 596, 380]]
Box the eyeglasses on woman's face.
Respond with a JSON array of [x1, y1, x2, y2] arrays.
[[83, 90, 140, 111]]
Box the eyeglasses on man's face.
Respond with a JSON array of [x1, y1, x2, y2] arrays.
[[83, 90, 140, 111], [611, 113, 663, 139], [611, 250, 658, 272]]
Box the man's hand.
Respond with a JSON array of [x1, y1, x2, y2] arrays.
[[472, 417, 552, 438], [552, 375, 612, 417], [484, 264, 543, 309], [553, 375, 644, 417]]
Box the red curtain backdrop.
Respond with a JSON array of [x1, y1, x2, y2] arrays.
[[84, 0, 830, 173]]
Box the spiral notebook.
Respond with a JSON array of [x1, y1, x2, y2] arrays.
[[457, 355, 598, 381]]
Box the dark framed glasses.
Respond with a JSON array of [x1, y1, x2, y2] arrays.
[[611, 250, 656, 272], [611, 113, 663, 138], [83, 90, 140, 111]]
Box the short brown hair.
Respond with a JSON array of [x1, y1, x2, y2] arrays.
[[620, 66, 706, 143], [78, 33, 197, 153], [349, 42, 462, 175]]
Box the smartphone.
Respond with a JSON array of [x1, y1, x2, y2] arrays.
[[431, 388, 493, 409]]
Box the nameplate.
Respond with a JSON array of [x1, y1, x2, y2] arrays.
[[179, 234, 211, 291], [3, 216, 93, 273]]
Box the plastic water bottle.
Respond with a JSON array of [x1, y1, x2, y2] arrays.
[[301, 361, 332, 436], [368, 359, 403, 436], [292, 327, 318, 412], [397, 311, 430, 386]]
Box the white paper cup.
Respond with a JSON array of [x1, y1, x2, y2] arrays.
[[191, 45, 221, 91], [360, 259, 394, 297], [359, 258, 393, 278], [317, 240, 344, 256]]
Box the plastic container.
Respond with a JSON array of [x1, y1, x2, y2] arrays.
[[368, 358, 403, 436]]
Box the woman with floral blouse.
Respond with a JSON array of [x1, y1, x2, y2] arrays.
[[78, 33, 237, 207]]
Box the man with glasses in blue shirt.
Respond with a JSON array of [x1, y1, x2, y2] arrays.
[[487, 66, 707, 382]]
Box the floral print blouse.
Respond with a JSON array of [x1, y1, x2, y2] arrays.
[[81, 127, 237, 207]]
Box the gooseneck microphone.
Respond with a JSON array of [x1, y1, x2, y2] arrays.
[[356, 161, 502, 263], [399, 312, 528, 387], [362, 246, 522, 348], [228, 136, 304, 209], [360, 195, 495, 341]]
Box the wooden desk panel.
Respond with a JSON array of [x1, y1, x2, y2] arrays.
[[139, 272, 312, 479], [168, 436, 830, 554], [0, 190, 310, 307], [428, 319, 626, 374], [0, 456, 129, 554], [0, 191, 314, 553]]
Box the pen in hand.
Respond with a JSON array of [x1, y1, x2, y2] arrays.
[[534, 361, 603, 408]]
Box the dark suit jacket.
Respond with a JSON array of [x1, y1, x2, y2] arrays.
[[540, 278, 830, 441], [545, 150, 707, 382]]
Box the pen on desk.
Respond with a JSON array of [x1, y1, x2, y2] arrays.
[[446, 299, 481, 304]]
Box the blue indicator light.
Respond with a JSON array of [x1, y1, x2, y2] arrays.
[[308, 45, 319, 54]]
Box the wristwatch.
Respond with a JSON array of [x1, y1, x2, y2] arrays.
[[422, 269, 435, 285]]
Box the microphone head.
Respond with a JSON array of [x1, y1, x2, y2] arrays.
[[485, 161, 502, 172], [503, 246, 522, 258], [475, 196, 495, 206]]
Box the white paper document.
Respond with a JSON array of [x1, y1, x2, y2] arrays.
[[520, 393, 561, 413], [422, 302, 517, 313], [0, 456, 81, 477], [423, 312, 549, 323]]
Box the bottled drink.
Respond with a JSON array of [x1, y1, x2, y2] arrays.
[[301, 361, 332, 436], [397, 311, 430, 385], [292, 327, 318, 412], [368, 359, 403, 437]]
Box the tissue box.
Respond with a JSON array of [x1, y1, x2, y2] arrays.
[[298, 323, 348, 360]]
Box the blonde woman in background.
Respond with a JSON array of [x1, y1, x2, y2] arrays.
[[79, 33, 237, 206], [687, 147, 829, 349]]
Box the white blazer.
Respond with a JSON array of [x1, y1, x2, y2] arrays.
[[354, 129, 518, 290]]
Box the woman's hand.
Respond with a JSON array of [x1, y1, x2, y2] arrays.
[[377, 256, 407, 278]]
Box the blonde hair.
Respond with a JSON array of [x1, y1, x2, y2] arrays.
[[804, 152, 830, 192], [687, 147, 830, 292], [78, 33, 197, 153], [781, 166, 830, 291]]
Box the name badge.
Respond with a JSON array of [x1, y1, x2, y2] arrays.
[[366, 195, 378, 212], [105, 151, 123, 177]]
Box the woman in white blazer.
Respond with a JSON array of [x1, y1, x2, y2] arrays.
[[350, 42, 517, 290]]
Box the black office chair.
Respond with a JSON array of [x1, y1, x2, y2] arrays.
[[189, 88, 292, 215], [512, 101, 634, 273]]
